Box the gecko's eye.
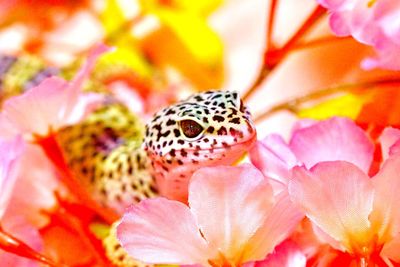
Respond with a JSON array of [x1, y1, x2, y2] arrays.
[[180, 119, 204, 139]]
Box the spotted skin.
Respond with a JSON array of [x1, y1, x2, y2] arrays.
[[144, 90, 257, 201], [56, 104, 158, 214], [0, 54, 52, 99]]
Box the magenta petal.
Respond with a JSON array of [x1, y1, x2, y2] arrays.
[[117, 198, 212, 265], [254, 240, 306, 267], [289, 117, 374, 173]]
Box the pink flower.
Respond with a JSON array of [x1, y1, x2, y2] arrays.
[[252, 240, 306, 267], [3, 144, 65, 227], [379, 127, 400, 160], [250, 117, 373, 192], [319, 0, 400, 70], [117, 164, 303, 266], [2, 44, 109, 137], [0, 136, 24, 218], [289, 156, 400, 263], [0, 137, 45, 266]]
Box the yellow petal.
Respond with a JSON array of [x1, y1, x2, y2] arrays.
[[297, 93, 372, 120], [139, 0, 223, 16], [139, 9, 224, 90], [100, 0, 127, 35]]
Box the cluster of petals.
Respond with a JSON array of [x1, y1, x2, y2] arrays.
[[117, 164, 303, 266], [0, 137, 44, 266], [249, 117, 374, 193], [318, 0, 400, 70], [0, 44, 110, 265], [289, 156, 400, 264], [250, 116, 400, 264], [0, 44, 109, 138]]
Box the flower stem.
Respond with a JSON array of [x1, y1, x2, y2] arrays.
[[0, 226, 60, 267], [266, 0, 279, 51], [243, 5, 326, 102], [293, 35, 353, 51], [253, 77, 400, 123]]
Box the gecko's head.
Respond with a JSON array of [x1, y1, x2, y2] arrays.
[[144, 90, 256, 201]]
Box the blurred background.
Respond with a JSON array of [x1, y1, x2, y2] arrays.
[[0, 0, 393, 137]]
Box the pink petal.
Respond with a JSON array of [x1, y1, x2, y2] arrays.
[[249, 135, 299, 187], [289, 117, 374, 173], [3, 77, 68, 136], [317, 0, 355, 10], [289, 161, 374, 251], [188, 164, 274, 263], [379, 127, 400, 160], [63, 44, 111, 118], [254, 240, 306, 267], [0, 113, 19, 140], [370, 156, 400, 242], [3, 144, 63, 227], [329, 11, 352, 37], [3, 44, 110, 136], [0, 136, 24, 218], [117, 198, 212, 265], [64, 92, 105, 125], [243, 192, 304, 260]]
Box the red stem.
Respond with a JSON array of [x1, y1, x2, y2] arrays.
[[268, 5, 326, 64], [242, 5, 326, 101], [36, 133, 119, 224], [0, 226, 60, 267], [266, 0, 279, 50], [293, 35, 353, 50]]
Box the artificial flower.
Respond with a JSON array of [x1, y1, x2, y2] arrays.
[[117, 164, 303, 266], [1, 44, 108, 137], [252, 240, 306, 267], [249, 117, 373, 192], [0, 136, 24, 218], [0, 137, 45, 266], [318, 0, 400, 70], [379, 127, 400, 160], [289, 156, 400, 264]]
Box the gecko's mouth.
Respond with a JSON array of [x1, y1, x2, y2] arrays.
[[185, 131, 257, 153]]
